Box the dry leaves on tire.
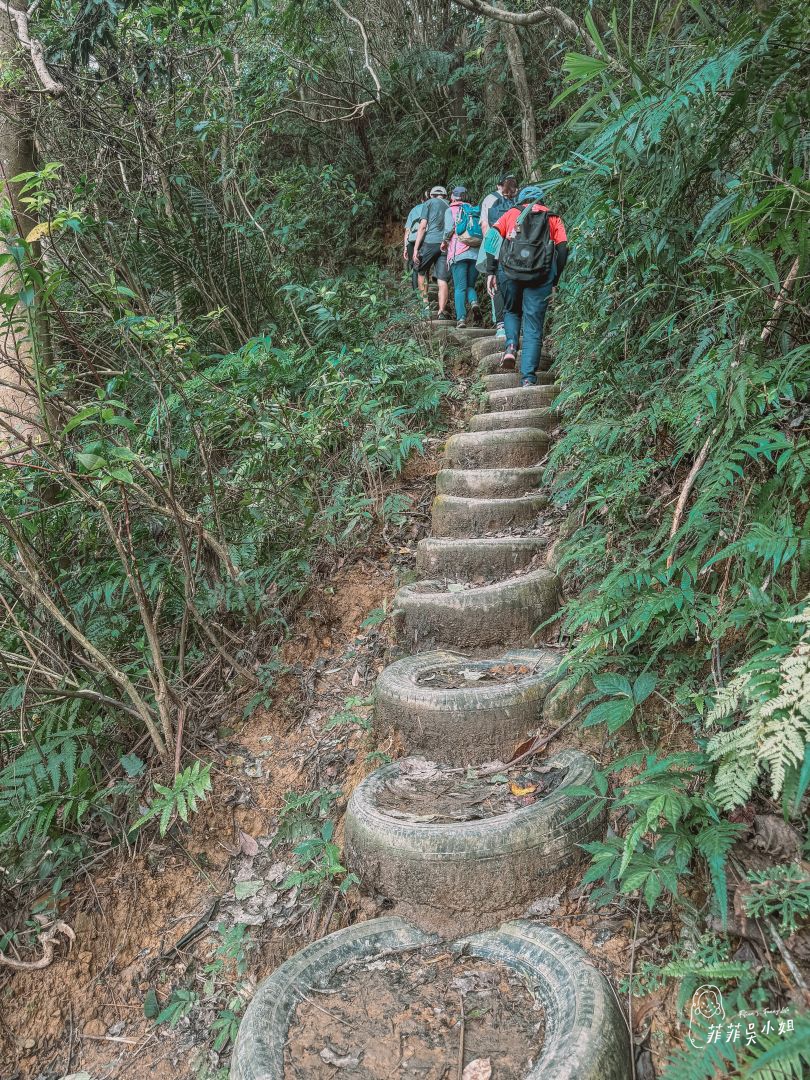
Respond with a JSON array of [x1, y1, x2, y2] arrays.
[[462, 1059, 492, 1080]]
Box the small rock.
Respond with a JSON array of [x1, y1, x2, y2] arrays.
[[84, 1018, 106, 1037]]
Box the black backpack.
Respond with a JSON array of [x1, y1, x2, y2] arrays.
[[500, 206, 556, 283]]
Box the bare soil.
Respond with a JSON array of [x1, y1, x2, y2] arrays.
[[283, 945, 544, 1079], [374, 757, 564, 823]]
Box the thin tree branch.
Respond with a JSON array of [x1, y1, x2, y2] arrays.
[[451, 0, 599, 57], [0, 0, 64, 95], [332, 0, 382, 101]]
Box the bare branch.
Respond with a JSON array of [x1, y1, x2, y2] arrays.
[[451, 0, 599, 57], [332, 0, 382, 101], [0, 1, 64, 95]]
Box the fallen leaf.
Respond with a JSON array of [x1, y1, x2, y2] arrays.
[[509, 781, 537, 796], [233, 879, 263, 900], [239, 831, 259, 857], [462, 1059, 492, 1080], [320, 1045, 361, 1068], [351, 668, 361, 687], [462, 669, 485, 681]]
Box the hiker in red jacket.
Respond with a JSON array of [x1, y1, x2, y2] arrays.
[[486, 185, 568, 385]]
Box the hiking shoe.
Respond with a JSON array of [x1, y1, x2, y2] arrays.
[[457, 318, 467, 329], [436, 310, 452, 321], [521, 377, 536, 387], [469, 303, 482, 327], [500, 345, 517, 371]]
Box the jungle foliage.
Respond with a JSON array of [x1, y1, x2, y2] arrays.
[[1, 0, 809, 1070]]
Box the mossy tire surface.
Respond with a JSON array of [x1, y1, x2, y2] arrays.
[[444, 427, 548, 469], [231, 916, 631, 1080], [487, 385, 560, 413], [431, 492, 548, 537], [393, 569, 559, 649], [469, 407, 557, 433], [416, 536, 548, 581], [482, 371, 556, 391], [436, 465, 544, 499], [345, 749, 603, 914], [373, 648, 561, 764]]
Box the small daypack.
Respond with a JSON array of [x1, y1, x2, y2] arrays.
[[455, 204, 483, 247], [487, 192, 514, 227], [500, 206, 555, 283]]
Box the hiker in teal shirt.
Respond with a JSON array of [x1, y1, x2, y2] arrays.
[[403, 190, 429, 289]]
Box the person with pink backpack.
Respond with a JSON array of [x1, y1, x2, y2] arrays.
[[441, 186, 483, 328]]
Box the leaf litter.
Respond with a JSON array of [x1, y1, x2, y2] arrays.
[[374, 756, 564, 823], [416, 661, 534, 690], [283, 943, 544, 1078]]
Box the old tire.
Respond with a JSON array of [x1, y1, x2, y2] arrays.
[[470, 335, 554, 361], [436, 465, 544, 499], [230, 917, 435, 1079], [374, 648, 561, 764], [416, 536, 548, 580], [231, 916, 631, 1080], [482, 371, 556, 391], [392, 569, 559, 649], [431, 492, 548, 537], [469, 407, 557, 433], [429, 322, 496, 342], [345, 749, 603, 914], [478, 354, 555, 376], [487, 385, 560, 412], [456, 921, 632, 1080], [444, 428, 548, 469]]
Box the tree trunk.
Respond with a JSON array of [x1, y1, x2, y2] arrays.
[[0, 4, 42, 446], [500, 22, 537, 179]]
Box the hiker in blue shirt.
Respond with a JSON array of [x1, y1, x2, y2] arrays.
[[403, 190, 429, 290], [412, 185, 452, 320], [442, 186, 482, 328]]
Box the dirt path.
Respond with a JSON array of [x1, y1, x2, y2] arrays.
[[0, 331, 692, 1080]]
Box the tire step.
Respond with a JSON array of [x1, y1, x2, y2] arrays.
[[444, 427, 549, 469], [392, 568, 559, 650], [436, 465, 545, 498], [469, 407, 556, 433], [431, 492, 548, 538], [374, 648, 561, 765], [416, 535, 548, 581], [486, 385, 560, 412], [345, 749, 603, 914], [482, 371, 556, 391]]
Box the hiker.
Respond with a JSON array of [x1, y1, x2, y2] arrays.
[[442, 186, 482, 328], [486, 184, 568, 386], [403, 189, 430, 289], [412, 185, 451, 320], [480, 173, 517, 338]]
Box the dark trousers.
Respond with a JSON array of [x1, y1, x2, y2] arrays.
[[406, 240, 418, 289]]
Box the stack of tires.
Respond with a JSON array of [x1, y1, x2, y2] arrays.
[[232, 325, 632, 1079]]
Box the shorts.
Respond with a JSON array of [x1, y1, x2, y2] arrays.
[[416, 243, 449, 282]]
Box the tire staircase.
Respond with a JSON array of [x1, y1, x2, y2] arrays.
[[232, 320, 633, 1079]]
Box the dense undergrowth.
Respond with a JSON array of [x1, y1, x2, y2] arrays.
[[0, 204, 450, 920], [1, 0, 809, 1073], [544, 5, 810, 1074]]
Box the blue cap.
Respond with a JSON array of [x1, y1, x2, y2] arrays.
[[451, 185, 468, 199], [517, 184, 545, 204]]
